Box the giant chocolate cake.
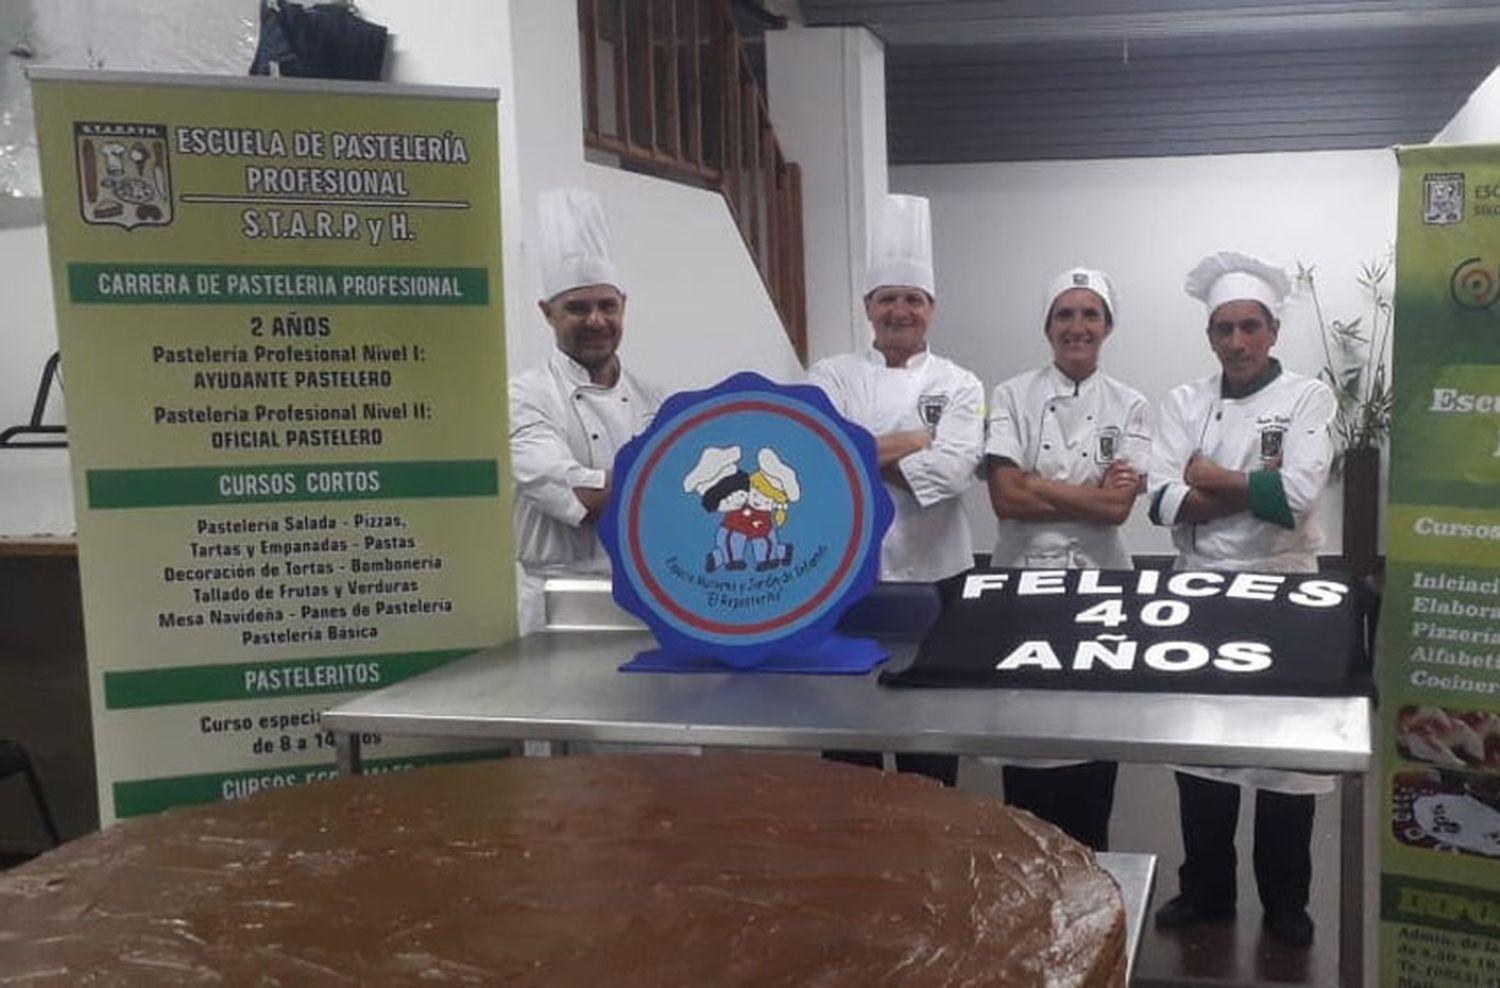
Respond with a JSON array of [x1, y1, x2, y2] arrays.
[[0, 754, 1125, 986]]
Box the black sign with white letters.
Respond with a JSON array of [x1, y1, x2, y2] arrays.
[[880, 568, 1372, 696]]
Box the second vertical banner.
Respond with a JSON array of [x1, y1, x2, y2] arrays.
[[1381, 144, 1500, 986]]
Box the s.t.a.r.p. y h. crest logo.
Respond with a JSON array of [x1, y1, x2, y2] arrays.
[[601, 372, 893, 669], [74, 122, 174, 231]]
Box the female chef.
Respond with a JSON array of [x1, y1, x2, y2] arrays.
[[985, 267, 1149, 850]]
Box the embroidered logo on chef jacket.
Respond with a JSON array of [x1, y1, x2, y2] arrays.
[[917, 393, 950, 430], [601, 371, 893, 667], [1259, 425, 1286, 460], [74, 122, 175, 231], [1094, 426, 1122, 464]]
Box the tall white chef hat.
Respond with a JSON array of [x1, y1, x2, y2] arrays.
[[538, 188, 622, 301], [1184, 251, 1291, 317], [1043, 267, 1118, 326], [864, 194, 935, 297]]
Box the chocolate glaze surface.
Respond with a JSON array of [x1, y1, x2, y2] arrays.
[[0, 754, 1124, 986]]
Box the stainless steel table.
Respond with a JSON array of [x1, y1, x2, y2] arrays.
[[1099, 851, 1156, 985], [324, 626, 1370, 987], [327, 629, 1369, 769]]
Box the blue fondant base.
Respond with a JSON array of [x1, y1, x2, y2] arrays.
[[619, 634, 888, 674]]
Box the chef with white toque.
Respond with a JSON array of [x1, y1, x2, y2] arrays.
[[1148, 250, 1337, 949], [985, 266, 1149, 851], [509, 188, 663, 634], [808, 193, 985, 787]]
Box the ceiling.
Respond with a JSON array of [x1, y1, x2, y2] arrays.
[[797, 0, 1500, 163]]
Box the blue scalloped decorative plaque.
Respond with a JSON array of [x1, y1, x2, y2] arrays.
[[600, 372, 894, 672]]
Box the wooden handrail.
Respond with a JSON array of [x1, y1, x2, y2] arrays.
[[580, 0, 807, 364]]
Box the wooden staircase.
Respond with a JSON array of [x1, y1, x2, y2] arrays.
[[579, 0, 807, 364]]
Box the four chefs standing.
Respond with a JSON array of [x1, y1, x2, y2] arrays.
[[507, 187, 1338, 948]]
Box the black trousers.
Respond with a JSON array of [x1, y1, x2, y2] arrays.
[[1174, 771, 1315, 913], [1002, 760, 1118, 851]]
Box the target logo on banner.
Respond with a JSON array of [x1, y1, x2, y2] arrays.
[[1449, 256, 1500, 310]]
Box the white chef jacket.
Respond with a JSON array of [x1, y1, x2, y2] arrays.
[[983, 363, 1147, 769], [1148, 363, 1335, 574], [509, 349, 662, 630], [987, 363, 1149, 569], [1147, 361, 1337, 793], [808, 346, 984, 582]]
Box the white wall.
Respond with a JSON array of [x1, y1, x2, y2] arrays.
[[0, 221, 72, 535], [577, 164, 803, 392], [1434, 64, 1500, 144], [767, 25, 887, 362], [894, 148, 1400, 556], [374, 0, 801, 388], [0, 221, 64, 426], [0, 0, 255, 535]]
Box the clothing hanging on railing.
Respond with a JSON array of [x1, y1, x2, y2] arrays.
[[250, 1, 388, 81]]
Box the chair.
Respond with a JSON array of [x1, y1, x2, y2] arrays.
[[0, 351, 67, 449], [0, 739, 62, 848]]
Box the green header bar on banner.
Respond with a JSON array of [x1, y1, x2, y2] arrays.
[[112, 749, 510, 818], [68, 263, 489, 305], [1387, 504, 1500, 568], [104, 648, 475, 709], [87, 459, 498, 508]]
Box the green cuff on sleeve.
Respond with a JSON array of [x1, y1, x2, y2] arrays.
[[1247, 469, 1295, 529]]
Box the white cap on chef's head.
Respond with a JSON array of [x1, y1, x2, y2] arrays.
[[865, 194, 935, 297], [1044, 267, 1118, 326], [538, 188, 621, 301], [1184, 251, 1291, 317]]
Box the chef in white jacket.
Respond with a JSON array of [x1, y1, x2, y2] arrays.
[[808, 194, 985, 596], [986, 267, 1148, 851], [1148, 251, 1336, 949], [509, 189, 663, 634], [809, 194, 985, 786], [987, 268, 1148, 570]]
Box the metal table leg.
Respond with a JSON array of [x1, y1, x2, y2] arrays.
[[1339, 771, 1365, 988], [334, 731, 363, 777]]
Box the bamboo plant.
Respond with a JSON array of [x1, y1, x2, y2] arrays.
[[1295, 256, 1396, 475]]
